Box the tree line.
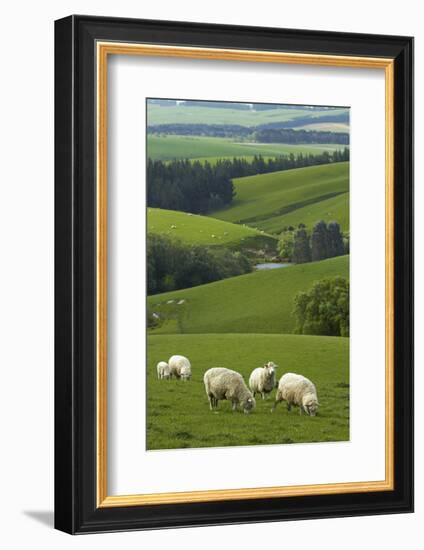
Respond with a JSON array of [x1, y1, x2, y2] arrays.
[[278, 221, 347, 264], [147, 150, 349, 214], [261, 111, 348, 129], [148, 124, 348, 144], [252, 128, 349, 144], [147, 233, 251, 295]]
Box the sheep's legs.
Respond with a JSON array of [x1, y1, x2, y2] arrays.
[[232, 401, 237, 411], [287, 403, 291, 412], [271, 399, 280, 412]]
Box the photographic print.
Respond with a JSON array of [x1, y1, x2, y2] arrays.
[[55, 17, 413, 533], [146, 98, 350, 451]]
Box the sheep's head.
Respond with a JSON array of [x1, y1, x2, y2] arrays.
[[243, 396, 256, 414], [263, 361, 278, 379], [180, 366, 191, 381], [303, 394, 319, 416]]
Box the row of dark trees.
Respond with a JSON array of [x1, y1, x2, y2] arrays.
[[261, 112, 348, 129], [147, 158, 235, 214], [279, 221, 346, 264], [147, 150, 349, 214], [252, 128, 349, 144], [147, 234, 251, 295], [148, 124, 348, 144]]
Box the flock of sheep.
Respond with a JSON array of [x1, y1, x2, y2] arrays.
[[156, 355, 320, 417]]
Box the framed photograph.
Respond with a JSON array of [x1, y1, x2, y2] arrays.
[[54, 15, 413, 534]]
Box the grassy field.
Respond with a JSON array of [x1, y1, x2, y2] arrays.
[[210, 162, 349, 234], [148, 255, 349, 335], [296, 122, 350, 133], [147, 207, 276, 249], [147, 135, 346, 161], [147, 103, 348, 127], [147, 333, 349, 450], [257, 191, 349, 233]]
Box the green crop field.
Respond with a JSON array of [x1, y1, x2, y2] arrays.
[[296, 122, 350, 133], [147, 207, 276, 249], [147, 333, 349, 450], [257, 191, 349, 233], [148, 255, 349, 335], [210, 162, 349, 234], [147, 135, 346, 161], [147, 103, 348, 127]]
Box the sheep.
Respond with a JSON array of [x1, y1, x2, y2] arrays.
[[156, 361, 170, 380], [168, 355, 192, 380], [272, 373, 319, 416], [249, 361, 278, 400], [203, 367, 256, 414]]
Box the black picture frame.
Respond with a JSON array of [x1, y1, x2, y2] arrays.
[[55, 15, 414, 534]]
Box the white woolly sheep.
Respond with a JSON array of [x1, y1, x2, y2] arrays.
[[168, 355, 192, 381], [249, 362, 278, 400], [203, 367, 256, 414], [272, 372, 319, 416], [156, 361, 170, 380]]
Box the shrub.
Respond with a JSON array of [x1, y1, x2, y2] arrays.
[[293, 277, 349, 336], [278, 231, 295, 261]]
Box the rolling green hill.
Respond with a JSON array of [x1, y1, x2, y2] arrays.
[[147, 135, 346, 161], [210, 162, 349, 234], [148, 255, 349, 335], [147, 332, 349, 450], [147, 208, 276, 249], [147, 104, 348, 127], [258, 191, 349, 233], [296, 122, 350, 133]]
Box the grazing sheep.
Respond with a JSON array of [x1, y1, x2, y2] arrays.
[[249, 362, 278, 400], [203, 367, 256, 414], [272, 373, 319, 416], [156, 361, 170, 380], [169, 355, 192, 380]]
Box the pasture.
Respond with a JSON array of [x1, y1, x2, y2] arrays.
[[210, 162, 349, 233], [147, 103, 348, 127], [147, 135, 346, 161], [147, 207, 276, 250], [296, 122, 350, 133], [146, 333, 349, 450], [259, 191, 349, 233], [148, 255, 349, 335]]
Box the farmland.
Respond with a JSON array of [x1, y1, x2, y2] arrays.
[[147, 103, 348, 127], [147, 207, 276, 249], [147, 135, 346, 161], [211, 162, 349, 233], [146, 99, 350, 451], [296, 122, 350, 133], [147, 333, 349, 450], [148, 255, 349, 335], [257, 191, 349, 234]]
